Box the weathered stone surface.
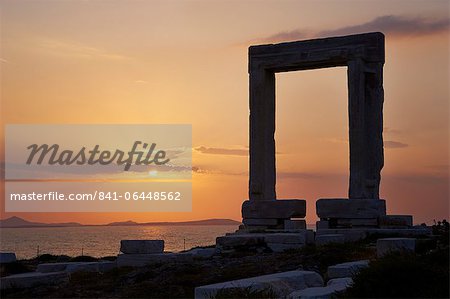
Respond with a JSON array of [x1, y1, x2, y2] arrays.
[[288, 283, 350, 299], [336, 218, 378, 227], [305, 230, 315, 244], [316, 234, 345, 246], [379, 215, 413, 228], [288, 278, 353, 298], [316, 229, 367, 242], [316, 220, 329, 230], [0, 271, 70, 290], [247, 33, 385, 202], [120, 240, 164, 254], [327, 277, 353, 288], [284, 219, 307, 230], [327, 260, 369, 279], [243, 218, 279, 226], [264, 233, 306, 244], [216, 234, 266, 248], [185, 248, 216, 258], [242, 200, 306, 219], [117, 253, 192, 267], [267, 243, 304, 252], [316, 198, 386, 219], [37, 261, 116, 273], [377, 238, 415, 257], [0, 252, 17, 264], [316, 227, 431, 242], [195, 270, 324, 299]]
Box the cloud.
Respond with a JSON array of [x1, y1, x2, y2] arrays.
[[320, 15, 449, 38], [195, 146, 248, 156], [385, 140, 408, 148], [134, 80, 148, 84], [36, 37, 131, 61], [327, 138, 407, 149], [254, 15, 449, 44]]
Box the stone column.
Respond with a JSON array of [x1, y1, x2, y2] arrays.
[[249, 67, 276, 201], [347, 59, 384, 199]]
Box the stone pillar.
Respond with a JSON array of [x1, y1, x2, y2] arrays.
[[249, 67, 276, 201], [347, 59, 384, 199]]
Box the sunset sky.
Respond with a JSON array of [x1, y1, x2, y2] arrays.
[[1, 0, 448, 225]]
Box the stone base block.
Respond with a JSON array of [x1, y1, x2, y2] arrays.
[[284, 219, 307, 230], [316, 227, 431, 242], [317, 220, 330, 230], [379, 215, 413, 228], [327, 260, 369, 279], [243, 218, 279, 226], [315, 234, 345, 246], [267, 243, 304, 252], [216, 230, 314, 252], [120, 240, 164, 254], [336, 218, 378, 228], [195, 270, 323, 299], [216, 234, 266, 248], [316, 198, 386, 219], [377, 238, 416, 257], [0, 271, 70, 290], [242, 199, 306, 219]]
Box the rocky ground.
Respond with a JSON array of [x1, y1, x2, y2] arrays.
[[1, 223, 449, 298]]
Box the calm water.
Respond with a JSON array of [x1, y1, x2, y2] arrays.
[[0, 225, 238, 259]]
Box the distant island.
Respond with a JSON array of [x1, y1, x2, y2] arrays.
[[0, 216, 241, 228]]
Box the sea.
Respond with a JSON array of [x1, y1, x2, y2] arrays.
[[0, 225, 238, 259]]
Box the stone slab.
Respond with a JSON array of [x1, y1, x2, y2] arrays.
[[377, 238, 416, 257], [267, 243, 304, 253], [0, 252, 17, 264], [315, 234, 345, 246], [284, 219, 307, 230], [195, 270, 324, 299], [327, 260, 369, 279], [379, 215, 413, 228], [117, 253, 192, 267], [242, 199, 306, 219], [243, 218, 279, 226], [316, 198, 386, 219], [316, 227, 431, 242], [289, 278, 353, 299], [316, 220, 329, 230], [217, 231, 314, 250], [327, 277, 353, 288], [120, 240, 164, 254], [288, 283, 350, 299], [0, 271, 70, 290], [216, 234, 266, 248], [336, 218, 378, 227], [185, 248, 216, 258], [264, 233, 307, 244]]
